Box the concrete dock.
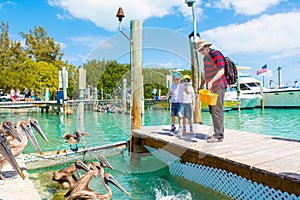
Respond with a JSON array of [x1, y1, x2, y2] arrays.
[[0, 155, 41, 200], [131, 124, 300, 196]]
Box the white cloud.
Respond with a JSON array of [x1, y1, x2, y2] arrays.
[[212, 0, 283, 15], [202, 12, 300, 59], [48, 0, 195, 31]]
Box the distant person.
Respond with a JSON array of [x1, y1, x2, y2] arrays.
[[197, 39, 228, 142], [24, 87, 29, 101], [16, 88, 21, 101], [10, 88, 16, 102], [31, 88, 35, 101], [182, 75, 195, 134], [166, 72, 184, 136]]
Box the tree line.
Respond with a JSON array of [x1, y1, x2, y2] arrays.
[[0, 21, 191, 100]]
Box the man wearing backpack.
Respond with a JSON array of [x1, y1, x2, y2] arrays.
[[197, 39, 228, 142]]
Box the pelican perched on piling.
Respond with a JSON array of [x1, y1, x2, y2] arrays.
[[62, 130, 89, 151], [52, 160, 90, 188], [0, 131, 25, 180]]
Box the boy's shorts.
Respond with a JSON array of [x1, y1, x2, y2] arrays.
[[171, 102, 183, 117], [182, 103, 192, 119]]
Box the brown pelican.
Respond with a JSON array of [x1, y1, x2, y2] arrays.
[[52, 160, 90, 188], [64, 155, 130, 200], [1, 121, 21, 143], [62, 130, 89, 151], [65, 172, 130, 200], [0, 131, 26, 180], [28, 118, 49, 143], [86, 155, 114, 172]]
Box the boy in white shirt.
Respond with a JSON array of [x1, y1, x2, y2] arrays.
[[182, 75, 195, 134], [167, 72, 185, 135]]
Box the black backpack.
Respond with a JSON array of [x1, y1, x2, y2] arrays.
[[224, 56, 238, 85], [210, 50, 238, 85]]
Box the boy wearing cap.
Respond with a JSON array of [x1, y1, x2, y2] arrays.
[[167, 72, 185, 136], [197, 39, 228, 142], [182, 75, 195, 134]]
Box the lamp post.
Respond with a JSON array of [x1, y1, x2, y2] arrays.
[[185, 0, 202, 124], [116, 7, 143, 160]]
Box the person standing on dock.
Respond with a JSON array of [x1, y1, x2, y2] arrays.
[[24, 87, 29, 101], [167, 72, 184, 136], [197, 39, 228, 142], [182, 75, 195, 134]]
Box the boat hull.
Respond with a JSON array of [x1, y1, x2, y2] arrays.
[[262, 88, 300, 108]]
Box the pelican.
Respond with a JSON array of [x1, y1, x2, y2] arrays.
[[0, 131, 25, 180], [28, 118, 49, 143], [65, 172, 130, 200], [52, 160, 90, 188], [1, 121, 21, 143], [62, 130, 89, 151], [87, 154, 114, 172], [64, 155, 130, 200]]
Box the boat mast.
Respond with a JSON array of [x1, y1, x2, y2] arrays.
[[277, 66, 282, 88]]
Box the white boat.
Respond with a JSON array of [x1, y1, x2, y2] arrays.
[[231, 67, 300, 108], [225, 67, 262, 109], [262, 87, 300, 108]]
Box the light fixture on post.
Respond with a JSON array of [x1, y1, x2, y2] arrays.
[[116, 7, 132, 44], [185, 0, 197, 43]]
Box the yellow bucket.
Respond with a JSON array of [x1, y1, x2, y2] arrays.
[[199, 89, 218, 106]]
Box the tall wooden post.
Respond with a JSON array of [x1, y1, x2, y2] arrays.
[[130, 20, 142, 130], [122, 79, 127, 112], [189, 33, 201, 124], [129, 20, 143, 160]]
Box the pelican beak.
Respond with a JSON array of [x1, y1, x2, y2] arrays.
[[105, 174, 131, 196], [0, 134, 26, 179], [3, 122, 21, 142], [98, 155, 114, 170], [29, 118, 49, 143], [20, 122, 42, 154], [75, 160, 90, 173]]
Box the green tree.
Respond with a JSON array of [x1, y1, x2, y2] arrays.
[[20, 26, 63, 64]]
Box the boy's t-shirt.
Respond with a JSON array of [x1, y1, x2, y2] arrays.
[[170, 83, 184, 103]]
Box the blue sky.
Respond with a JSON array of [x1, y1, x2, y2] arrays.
[[1, 0, 300, 86]]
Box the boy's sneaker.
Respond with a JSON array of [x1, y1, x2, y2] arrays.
[[177, 129, 182, 138], [170, 127, 176, 135]]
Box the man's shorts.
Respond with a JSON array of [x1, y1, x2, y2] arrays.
[[171, 102, 183, 117], [182, 103, 192, 119]]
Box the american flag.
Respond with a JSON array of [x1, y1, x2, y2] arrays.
[[256, 64, 268, 75]]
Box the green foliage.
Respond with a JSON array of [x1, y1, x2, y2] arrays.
[[20, 26, 63, 64], [0, 21, 74, 99]]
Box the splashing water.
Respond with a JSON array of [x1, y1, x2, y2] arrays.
[[154, 178, 192, 200]]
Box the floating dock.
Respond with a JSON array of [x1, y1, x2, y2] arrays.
[[130, 124, 300, 197], [0, 155, 41, 200]]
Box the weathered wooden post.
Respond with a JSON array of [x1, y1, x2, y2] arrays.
[[130, 19, 142, 130], [189, 33, 201, 124], [122, 78, 127, 112], [116, 8, 143, 159]]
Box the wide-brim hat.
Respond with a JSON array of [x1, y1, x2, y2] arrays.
[[196, 39, 212, 51]]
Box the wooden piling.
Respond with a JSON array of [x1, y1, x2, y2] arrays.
[[129, 20, 143, 157]]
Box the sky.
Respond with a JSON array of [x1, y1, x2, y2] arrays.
[[1, 0, 300, 86]]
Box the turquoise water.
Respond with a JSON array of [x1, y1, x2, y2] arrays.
[[2, 108, 299, 199], [2, 108, 298, 154]]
